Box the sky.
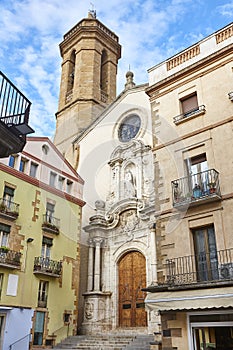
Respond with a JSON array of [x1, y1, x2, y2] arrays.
[[0, 0, 232, 139]]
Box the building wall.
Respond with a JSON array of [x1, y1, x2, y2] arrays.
[[146, 23, 233, 350], [0, 137, 84, 348]]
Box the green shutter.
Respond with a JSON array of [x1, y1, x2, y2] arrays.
[[0, 224, 11, 233]]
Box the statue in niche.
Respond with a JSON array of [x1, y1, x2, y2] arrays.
[[124, 169, 136, 197]]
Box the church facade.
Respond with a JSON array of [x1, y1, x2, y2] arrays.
[[54, 10, 233, 350], [54, 10, 157, 335]]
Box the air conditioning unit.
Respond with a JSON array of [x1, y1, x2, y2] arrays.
[[219, 263, 233, 279]]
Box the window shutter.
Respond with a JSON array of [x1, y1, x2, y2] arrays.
[[0, 224, 10, 233], [42, 237, 53, 246], [4, 187, 14, 196], [182, 94, 198, 114]]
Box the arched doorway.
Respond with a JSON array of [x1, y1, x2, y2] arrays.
[[118, 251, 147, 327]]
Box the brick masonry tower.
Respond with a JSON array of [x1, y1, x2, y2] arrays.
[[54, 11, 121, 167]]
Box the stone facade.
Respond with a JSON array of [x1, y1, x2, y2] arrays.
[[54, 12, 121, 167], [145, 23, 233, 350]]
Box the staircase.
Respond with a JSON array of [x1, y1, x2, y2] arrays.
[[53, 330, 154, 350]]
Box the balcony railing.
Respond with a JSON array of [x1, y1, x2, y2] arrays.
[[0, 71, 34, 136], [0, 198, 19, 219], [165, 248, 233, 287], [42, 214, 60, 234], [0, 71, 34, 157], [34, 257, 62, 277], [0, 248, 21, 268], [172, 168, 221, 208], [173, 104, 206, 124]]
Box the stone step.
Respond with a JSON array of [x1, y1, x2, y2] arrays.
[[54, 332, 154, 350]]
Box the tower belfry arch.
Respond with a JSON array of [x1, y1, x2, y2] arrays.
[[54, 11, 121, 166]]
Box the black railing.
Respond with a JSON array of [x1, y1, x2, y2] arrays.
[[9, 333, 31, 350], [42, 213, 60, 234], [34, 257, 62, 276], [43, 213, 60, 227], [0, 71, 33, 135], [173, 104, 205, 124], [172, 168, 221, 207], [0, 248, 21, 267], [165, 248, 233, 286], [0, 198, 19, 217]]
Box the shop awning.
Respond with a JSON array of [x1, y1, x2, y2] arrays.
[[145, 286, 233, 312]]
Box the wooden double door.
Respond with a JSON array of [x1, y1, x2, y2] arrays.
[[118, 251, 147, 327]]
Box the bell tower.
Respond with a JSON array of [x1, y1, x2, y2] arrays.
[[54, 11, 121, 165]]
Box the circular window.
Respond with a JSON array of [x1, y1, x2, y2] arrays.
[[118, 114, 141, 142]]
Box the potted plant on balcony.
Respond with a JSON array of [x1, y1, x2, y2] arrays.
[[193, 184, 202, 198], [0, 246, 9, 253], [0, 203, 7, 213], [208, 182, 216, 194]]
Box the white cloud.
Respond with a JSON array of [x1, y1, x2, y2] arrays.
[[0, 0, 231, 137], [217, 3, 233, 17]]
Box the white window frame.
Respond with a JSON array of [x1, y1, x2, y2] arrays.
[[49, 172, 57, 187], [187, 310, 233, 350], [30, 162, 38, 178]]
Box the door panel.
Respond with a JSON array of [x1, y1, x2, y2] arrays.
[[193, 226, 218, 282], [118, 251, 147, 327]]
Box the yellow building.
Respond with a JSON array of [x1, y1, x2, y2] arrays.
[[0, 137, 85, 349], [145, 23, 233, 349]]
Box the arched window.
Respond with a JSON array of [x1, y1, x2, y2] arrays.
[[100, 50, 108, 93], [67, 50, 75, 94]]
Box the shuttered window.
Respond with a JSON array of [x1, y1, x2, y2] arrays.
[[181, 93, 198, 115]]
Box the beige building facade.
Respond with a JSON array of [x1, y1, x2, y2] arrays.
[[145, 23, 233, 350]]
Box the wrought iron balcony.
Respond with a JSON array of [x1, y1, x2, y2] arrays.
[[0, 198, 19, 220], [165, 248, 233, 287], [0, 71, 34, 157], [172, 168, 221, 208], [42, 214, 60, 234], [173, 104, 206, 124], [0, 247, 21, 269], [34, 257, 62, 277]]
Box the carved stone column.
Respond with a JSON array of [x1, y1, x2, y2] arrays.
[[87, 240, 94, 291], [93, 238, 103, 291], [150, 223, 157, 284]]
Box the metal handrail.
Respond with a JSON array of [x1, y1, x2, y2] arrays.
[[173, 104, 205, 123], [51, 324, 70, 348], [9, 333, 31, 350]]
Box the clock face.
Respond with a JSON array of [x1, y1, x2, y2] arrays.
[[118, 114, 141, 142]]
